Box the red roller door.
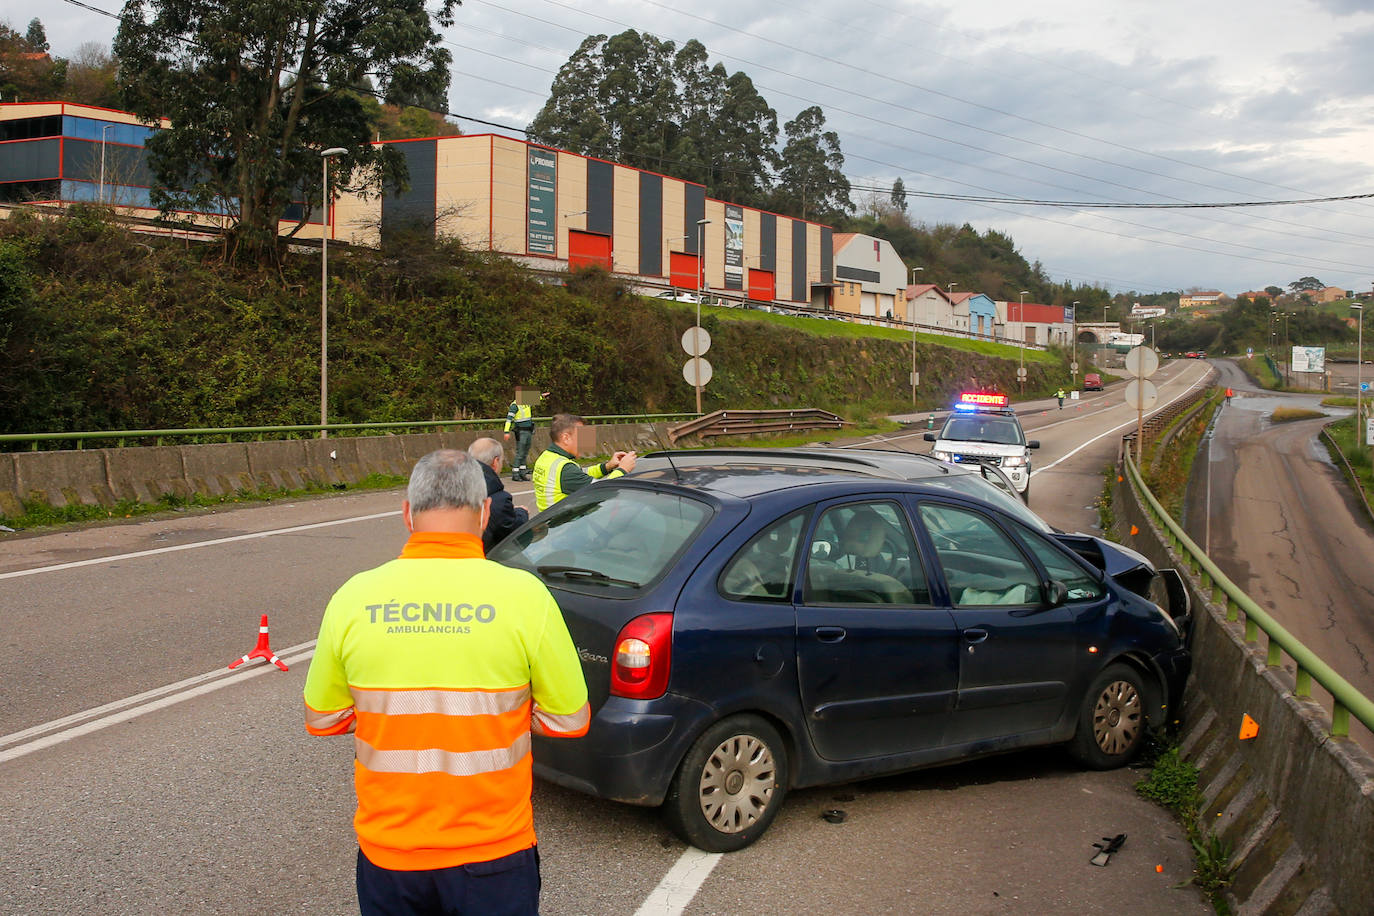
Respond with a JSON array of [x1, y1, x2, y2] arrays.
[[748, 269, 775, 302], [568, 230, 612, 271], [669, 251, 700, 290]]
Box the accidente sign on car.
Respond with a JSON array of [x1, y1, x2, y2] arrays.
[[924, 392, 1039, 501]]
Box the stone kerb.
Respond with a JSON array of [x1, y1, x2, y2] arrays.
[[1114, 467, 1373, 912]]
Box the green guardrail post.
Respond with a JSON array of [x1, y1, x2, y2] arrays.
[[1296, 668, 1312, 698], [1332, 704, 1350, 738], [1245, 617, 1259, 643], [1266, 639, 1282, 668], [1226, 597, 1238, 623]]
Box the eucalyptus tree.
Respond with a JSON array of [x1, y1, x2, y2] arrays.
[[114, 0, 458, 263]]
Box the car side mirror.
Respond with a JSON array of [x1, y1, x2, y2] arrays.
[[1027, 439, 1041, 449], [923, 432, 937, 442], [1044, 579, 1068, 607]]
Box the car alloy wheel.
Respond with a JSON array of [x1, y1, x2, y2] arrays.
[[663, 714, 789, 852], [698, 733, 775, 834], [1091, 677, 1142, 755], [1069, 662, 1150, 769]]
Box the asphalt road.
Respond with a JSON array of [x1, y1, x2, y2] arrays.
[[1193, 359, 1374, 750], [0, 366, 1217, 916]]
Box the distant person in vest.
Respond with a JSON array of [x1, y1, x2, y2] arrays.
[[1056, 387, 1066, 409], [303, 449, 589, 916], [468, 437, 528, 552], [532, 413, 637, 512], [503, 388, 546, 481]]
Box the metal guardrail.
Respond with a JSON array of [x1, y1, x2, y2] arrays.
[[667, 408, 847, 445], [0, 413, 698, 451], [1123, 450, 1374, 738]]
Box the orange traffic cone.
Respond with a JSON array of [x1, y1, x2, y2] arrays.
[[228, 614, 289, 672]]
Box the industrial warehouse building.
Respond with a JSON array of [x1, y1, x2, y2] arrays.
[[0, 102, 835, 307]]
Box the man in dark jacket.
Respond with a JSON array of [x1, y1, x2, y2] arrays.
[[468, 438, 529, 552]]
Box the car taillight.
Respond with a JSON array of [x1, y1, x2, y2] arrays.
[[609, 613, 672, 699]]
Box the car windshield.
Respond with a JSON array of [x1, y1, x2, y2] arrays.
[[940, 415, 1025, 445], [489, 486, 712, 592], [921, 472, 1054, 533]]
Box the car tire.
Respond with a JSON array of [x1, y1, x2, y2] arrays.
[[1069, 663, 1149, 769], [662, 714, 789, 852]]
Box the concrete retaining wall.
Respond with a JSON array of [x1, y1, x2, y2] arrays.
[[1115, 466, 1373, 915], [0, 422, 671, 514]]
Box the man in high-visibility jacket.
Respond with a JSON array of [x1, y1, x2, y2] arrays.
[[532, 413, 637, 512], [304, 449, 589, 916], [503, 390, 545, 481]]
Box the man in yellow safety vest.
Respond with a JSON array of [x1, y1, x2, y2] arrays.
[[503, 389, 546, 481], [304, 449, 589, 915], [532, 413, 637, 512]]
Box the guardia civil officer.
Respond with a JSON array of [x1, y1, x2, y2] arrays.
[[503, 389, 545, 481], [531, 413, 636, 512], [304, 449, 589, 916]]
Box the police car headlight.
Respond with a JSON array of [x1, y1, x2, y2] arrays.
[[933, 449, 954, 462], [1002, 455, 1027, 467]]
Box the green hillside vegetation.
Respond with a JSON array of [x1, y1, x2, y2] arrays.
[[0, 207, 1069, 437]]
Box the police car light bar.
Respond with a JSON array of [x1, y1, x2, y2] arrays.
[[956, 391, 1009, 410]]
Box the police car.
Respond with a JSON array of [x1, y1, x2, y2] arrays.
[[923, 392, 1039, 501]]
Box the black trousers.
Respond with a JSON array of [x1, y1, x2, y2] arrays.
[[356, 846, 540, 916]]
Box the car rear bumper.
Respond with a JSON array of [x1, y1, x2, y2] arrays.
[[532, 692, 714, 807]]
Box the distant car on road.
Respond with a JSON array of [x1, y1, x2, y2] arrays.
[[1083, 373, 1103, 391], [656, 290, 704, 303], [490, 448, 1191, 852]]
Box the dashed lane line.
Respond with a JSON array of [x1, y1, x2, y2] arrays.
[[632, 847, 725, 916]]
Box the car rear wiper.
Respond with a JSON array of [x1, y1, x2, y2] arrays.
[[537, 565, 642, 588]]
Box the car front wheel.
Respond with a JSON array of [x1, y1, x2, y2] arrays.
[[1069, 663, 1149, 769], [662, 714, 789, 852]]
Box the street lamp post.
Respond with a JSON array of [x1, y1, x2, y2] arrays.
[[319, 147, 348, 439], [694, 218, 711, 413], [99, 124, 113, 204], [1354, 304, 1364, 456], [909, 267, 923, 403], [945, 282, 956, 331], [1018, 290, 1029, 394], [1071, 300, 1080, 384]]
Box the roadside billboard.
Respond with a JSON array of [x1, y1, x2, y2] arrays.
[[1291, 346, 1325, 373]]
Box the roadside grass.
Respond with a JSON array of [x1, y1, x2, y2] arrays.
[[1319, 417, 1374, 519], [1321, 396, 1357, 407], [1270, 408, 1326, 423], [0, 472, 407, 533], [1136, 741, 1238, 914], [652, 296, 1059, 363], [1141, 389, 1223, 518]]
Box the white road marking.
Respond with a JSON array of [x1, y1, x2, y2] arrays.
[[0, 512, 402, 580], [1033, 371, 1211, 477], [632, 847, 724, 916], [0, 643, 317, 763]]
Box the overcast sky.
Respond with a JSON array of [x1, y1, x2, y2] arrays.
[[9, 0, 1374, 296]]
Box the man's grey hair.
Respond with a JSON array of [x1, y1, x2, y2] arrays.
[[468, 437, 504, 467], [407, 450, 487, 513]]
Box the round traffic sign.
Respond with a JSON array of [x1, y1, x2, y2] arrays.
[[1125, 379, 1158, 411], [682, 326, 711, 357], [1016, 367, 1028, 379], [683, 357, 713, 387], [1070, 361, 1079, 371], [1125, 346, 1159, 378]]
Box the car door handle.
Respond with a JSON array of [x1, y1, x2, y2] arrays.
[[815, 626, 847, 643], [962, 628, 989, 644]]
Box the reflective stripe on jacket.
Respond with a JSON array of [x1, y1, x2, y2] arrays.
[[504, 402, 533, 432], [303, 531, 589, 871], [531, 443, 621, 512]]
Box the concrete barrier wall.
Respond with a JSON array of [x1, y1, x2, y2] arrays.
[[0, 422, 672, 514], [1115, 466, 1373, 915]]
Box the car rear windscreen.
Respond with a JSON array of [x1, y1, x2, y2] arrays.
[[489, 487, 713, 592]]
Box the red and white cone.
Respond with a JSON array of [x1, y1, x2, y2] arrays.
[[228, 614, 289, 672]]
